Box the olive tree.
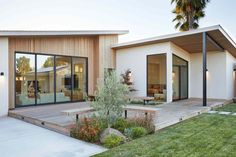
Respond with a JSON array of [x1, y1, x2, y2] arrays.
[[92, 70, 129, 128]]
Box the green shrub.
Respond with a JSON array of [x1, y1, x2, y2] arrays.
[[128, 127, 147, 139], [103, 134, 124, 148], [70, 117, 101, 143], [127, 116, 155, 134], [91, 70, 129, 128], [112, 118, 129, 133]]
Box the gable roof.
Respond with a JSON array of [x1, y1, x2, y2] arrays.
[[0, 30, 129, 37], [112, 25, 236, 57]]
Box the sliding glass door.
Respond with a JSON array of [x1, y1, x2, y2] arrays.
[[55, 56, 72, 103], [172, 55, 188, 101], [15, 52, 88, 107], [15, 53, 36, 106], [37, 55, 55, 104], [72, 58, 87, 101]]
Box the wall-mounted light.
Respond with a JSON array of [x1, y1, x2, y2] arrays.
[[234, 68, 236, 72], [206, 69, 208, 72], [0, 72, 4, 76]]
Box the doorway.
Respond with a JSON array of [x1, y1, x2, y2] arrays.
[[172, 55, 188, 101]]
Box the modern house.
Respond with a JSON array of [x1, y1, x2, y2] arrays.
[[0, 25, 236, 117], [0, 30, 128, 116], [114, 25, 236, 104]]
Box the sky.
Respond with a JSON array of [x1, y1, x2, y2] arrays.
[[0, 0, 236, 42]]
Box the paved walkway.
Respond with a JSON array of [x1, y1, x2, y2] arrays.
[[0, 117, 106, 157]]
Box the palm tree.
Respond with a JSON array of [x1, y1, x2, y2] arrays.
[[171, 0, 210, 31]]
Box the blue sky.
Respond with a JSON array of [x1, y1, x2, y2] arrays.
[[0, 0, 236, 42]]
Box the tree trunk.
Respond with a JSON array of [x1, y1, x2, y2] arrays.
[[188, 13, 193, 30]]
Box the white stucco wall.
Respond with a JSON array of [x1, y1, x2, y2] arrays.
[[190, 51, 228, 99], [226, 51, 236, 99], [116, 41, 236, 102], [116, 42, 172, 102], [0, 37, 9, 116]]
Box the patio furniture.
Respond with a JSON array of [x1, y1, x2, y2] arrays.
[[61, 105, 158, 121], [138, 97, 155, 105], [123, 105, 158, 119], [61, 107, 95, 121], [88, 95, 96, 101]]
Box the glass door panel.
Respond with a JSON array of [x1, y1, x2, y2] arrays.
[[172, 66, 180, 100], [55, 56, 72, 102], [15, 53, 36, 106], [37, 55, 55, 104], [72, 58, 87, 101], [180, 66, 188, 99], [172, 55, 188, 101], [147, 54, 167, 102]]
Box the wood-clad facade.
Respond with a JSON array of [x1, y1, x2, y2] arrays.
[[8, 35, 118, 109]]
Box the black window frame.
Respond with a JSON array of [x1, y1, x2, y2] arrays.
[[14, 51, 88, 108]]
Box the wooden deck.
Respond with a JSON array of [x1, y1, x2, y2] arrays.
[[8, 102, 90, 136], [8, 98, 229, 136]]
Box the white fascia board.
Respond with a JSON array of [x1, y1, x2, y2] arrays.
[[218, 26, 236, 48], [0, 30, 129, 36], [112, 25, 222, 49]]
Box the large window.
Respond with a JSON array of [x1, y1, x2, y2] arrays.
[[172, 55, 188, 100], [72, 58, 87, 101], [15, 53, 36, 106], [56, 56, 72, 103], [15, 52, 88, 107], [37, 55, 55, 104], [147, 54, 167, 102]]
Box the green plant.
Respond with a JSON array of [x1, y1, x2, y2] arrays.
[[112, 118, 129, 133], [92, 70, 129, 128], [103, 134, 124, 148], [124, 128, 133, 140], [127, 116, 155, 134], [171, 0, 210, 31], [129, 127, 147, 139], [70, 117, 101, 143]]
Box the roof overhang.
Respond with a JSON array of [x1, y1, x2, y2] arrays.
[[112, 25, 236, 57], [0, 30, 129, 37]]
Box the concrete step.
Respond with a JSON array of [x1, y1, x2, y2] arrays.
[[8, 112, 71, 136]]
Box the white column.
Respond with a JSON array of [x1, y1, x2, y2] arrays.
[[0, 37, 9, 116], [166, 51, 173, 102]]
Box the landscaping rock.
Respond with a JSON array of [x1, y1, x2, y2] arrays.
[[218, 111, 231, 115], [100, 128, 126, 143]]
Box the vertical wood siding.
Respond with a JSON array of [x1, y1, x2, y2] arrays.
[[8, 35, 118, 108]]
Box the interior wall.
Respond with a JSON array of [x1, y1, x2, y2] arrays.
[[0, 37, 9, 116], [147, 55, 166, 84]]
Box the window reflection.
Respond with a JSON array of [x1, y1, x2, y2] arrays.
[[15, 53, 35, 106], [55, 56, 72, 102], [15, 52, 88, 107], [37, 55, 55, 104]]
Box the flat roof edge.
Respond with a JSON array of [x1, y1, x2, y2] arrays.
[[112, 25, 222, 49], [0, 30, 129, 36]]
